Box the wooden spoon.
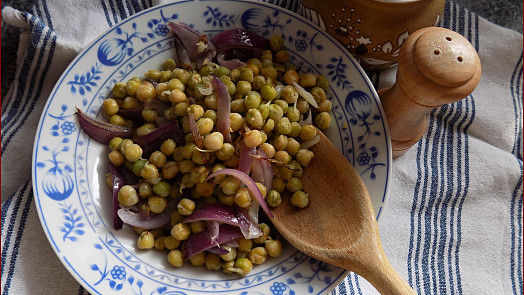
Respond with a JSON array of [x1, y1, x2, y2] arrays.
[[270, 130, 416, 295]]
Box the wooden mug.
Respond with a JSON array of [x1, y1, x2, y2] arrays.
[[300, 0, 446, 70]]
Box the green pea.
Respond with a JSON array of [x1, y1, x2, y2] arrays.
[[236, 80, 252, 96], [132, 159, 147, 176], [244, 91, 262, 109], [217, 66, 230, 78], [268, 104, 284, 121], [252, 75, 267, 90], [246, 108, 264, 129], [153, 181, 172, 197], [167, 78, 185, 91], [286, 106, 301, 122], [260, 84, 277, 101], [240, 68, 254, 83], [267, 190, 281, 207], [258, 102, 270, 120], [112, 82, 127, 99], [276, 117, 292, 135], [289, 122, 302, 138]]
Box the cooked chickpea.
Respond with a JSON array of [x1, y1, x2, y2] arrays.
[[265, 239, 283, 257], [148, 196, 168, 214], [203, 132, 224, 151], [248, 247, 268, 265], [177, 198, 195, 216], [189, 252, 207, 266], [171, 222, 191, 240], [118, 185, 139, 207], [291, 191, 309, 208], [164, 236, 181, 250], [167, 249, 184, 267], [137, 231, 155, 249]]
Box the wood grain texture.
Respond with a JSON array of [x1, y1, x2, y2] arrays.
[[378, 27, 481, 157], [270, 131, 416, 295]]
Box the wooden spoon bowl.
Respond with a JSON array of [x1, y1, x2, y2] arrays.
[[270, 131, 415, 295]]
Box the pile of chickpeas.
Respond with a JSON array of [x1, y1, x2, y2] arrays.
[[103, 35, 332, 275]]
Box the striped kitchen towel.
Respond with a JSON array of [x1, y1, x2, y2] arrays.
[[1, 0, 522, 294]]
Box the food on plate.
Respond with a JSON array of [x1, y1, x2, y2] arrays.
[[76, 22, 333, 275]]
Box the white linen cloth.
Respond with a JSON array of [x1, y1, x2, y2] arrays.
[[1, 0, 522, 294]]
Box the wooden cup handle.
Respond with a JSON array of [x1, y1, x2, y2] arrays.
[[378, 27, 481, 157]]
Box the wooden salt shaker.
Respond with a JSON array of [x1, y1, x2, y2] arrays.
[[378, 27, 481, 157]]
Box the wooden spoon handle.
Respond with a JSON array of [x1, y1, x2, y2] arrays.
[[356, 255, 417, 295]]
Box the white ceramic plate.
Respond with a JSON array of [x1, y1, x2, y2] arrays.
[[32, 1, 392, 294]]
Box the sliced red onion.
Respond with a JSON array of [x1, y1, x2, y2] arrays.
[[183, 225, 243, 260], [197, 76, 214, 96], [206, 168, 274, 218], [251, 149, 273, 191], [134, 119, 184, 158], [212, 76, 232, 143], [117, 199, 177, 229], [238, 141, 255, 175], [275, 84, 285, 100], [234, 205, 263, 239], [75, 108, 134, 144], [292, 81, 318, 108], [167, 22, 216, 69], [206, 246, 229, 255], [300, 110, 313, 126], [221, 239, 239, 248], [210, 28, 269, 62], [118, 106, 143, 121], [206, 220, 220, 245], [107, 162, 126, 229], [174, 36, 193, 70], [181, 203, 239, 226], [144, 98, 170, 115], [300, 134, 321, 149], [216, 52, 245, 70], [211, 28, 268, 50], [188, 112, 204, 149]]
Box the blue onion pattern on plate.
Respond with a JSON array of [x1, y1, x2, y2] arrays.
[[32, 1, 391, 294]]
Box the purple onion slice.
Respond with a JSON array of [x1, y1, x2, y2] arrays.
[[75, 108, 134, 144], [206, 168, 274, 218], [183, 225, 243, 260], [212, 76, 232, 143]]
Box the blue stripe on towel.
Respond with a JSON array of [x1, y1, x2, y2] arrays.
[[1, 181, 33, 295], [107, 0, 119, 25], [1, 185, 25, 278], [100, 0, 113, 27], [1, 15, 57, 155], [510, 164, 523, 295], [42, 0, 54, 30], [0, 16, 39, 143], [509, 45, 523, 295], [511, 54, 523, 158], [407, 2, 477, 293]]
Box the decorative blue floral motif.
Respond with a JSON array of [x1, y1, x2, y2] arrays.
[[294, 30, 323, 54], [270, 281, 295, 295], [59, 202, 85, 242], [48, 104, 77, 136], [204, 6, 236, 27], [241, 8, 293, 42], [97, 23, 155, 66], [326, 56, 352, 90], [36, 137, 74, 201], [345, 90, 385, 179], [67, 63, 102, 96], [91, 243, 127, 291], [147, 10, 179, 36]]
